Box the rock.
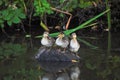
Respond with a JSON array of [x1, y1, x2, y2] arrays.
[[35, 46, 80, 61]]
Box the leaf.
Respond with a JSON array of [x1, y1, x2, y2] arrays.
[[60, 0, 65, 3], [15, 9, 26, 19], [12, 16, 21, 24], [40, 21, 49, 31], [79, 1, 92, 8], [2, 10, 9, 17], [4, 13, 13, 20], [19, 13, 26, 19], [7, 20, 12, 26]]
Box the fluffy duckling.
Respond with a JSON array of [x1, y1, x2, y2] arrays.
[[55, 32, 69, 49], [41, 31, 54, 47], [70, 33, 80, 52]]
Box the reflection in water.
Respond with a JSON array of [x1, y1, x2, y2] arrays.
[[38, 61, 80, 80], [56, 72, 70, 80], [107, 31, 111, 53], [1, 31, 120, 80], [42, 73, 55, 80], [38, 62, 75, 72], [70, 66, 80, 80]]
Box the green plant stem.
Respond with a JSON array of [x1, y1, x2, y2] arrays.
[[105, 0, 111, 30], [38, 0, 42, 16], [73, 9, 110, 32], [106, 0, 111, 54]]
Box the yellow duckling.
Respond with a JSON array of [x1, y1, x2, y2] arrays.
[[55, 32, 69, 48], [41, 31, 54, 47], [70, 33, 80, 52]]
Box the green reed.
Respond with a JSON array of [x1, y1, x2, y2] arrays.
[[35, 9, 110, 38]]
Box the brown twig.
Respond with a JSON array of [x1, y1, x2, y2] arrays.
[[51, 7, 72, 30]]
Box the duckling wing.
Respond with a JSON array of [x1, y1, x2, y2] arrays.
[[41, 38, 48, 46], [55, 38, 63, 46], [41, 37, 53, 47]]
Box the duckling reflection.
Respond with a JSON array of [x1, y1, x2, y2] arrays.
[[39, 62, 80, 80], [39, 62, 72, 80], [70, 66, 80, 80], [56, 72, 70, 80], [41, 31, 55, 47], [55, 32, 69, 49], [70, 33, 80, 53], [41, 73, 55, 80]]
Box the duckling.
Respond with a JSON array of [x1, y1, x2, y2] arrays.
[[41, 31, 54, 47], [55, 32, 69, 49], [70, 33, 80, 53]]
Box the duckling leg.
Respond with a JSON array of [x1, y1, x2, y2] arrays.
[[61, 48, 67, 53], [74, 52, 80, 58]]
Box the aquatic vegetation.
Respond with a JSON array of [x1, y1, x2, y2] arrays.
[[0, 43, 27, 60], [3, 68, 45, 80]]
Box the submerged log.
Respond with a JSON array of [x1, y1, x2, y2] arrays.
[[35, 46, 80, 61]]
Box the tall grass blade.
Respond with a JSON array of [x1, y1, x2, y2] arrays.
[[77, 37, 98, 49], [35, 9, 110, 38]]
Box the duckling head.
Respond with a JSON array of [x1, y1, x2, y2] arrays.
[[43, 31, 49, 38], [58, 32, 65, 39], [71, 33, 77, 39]]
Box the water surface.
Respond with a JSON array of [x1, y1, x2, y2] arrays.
[[0, 32, 120, 80]]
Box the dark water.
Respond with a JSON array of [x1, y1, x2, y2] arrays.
[[0, 32, 120, 80]]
